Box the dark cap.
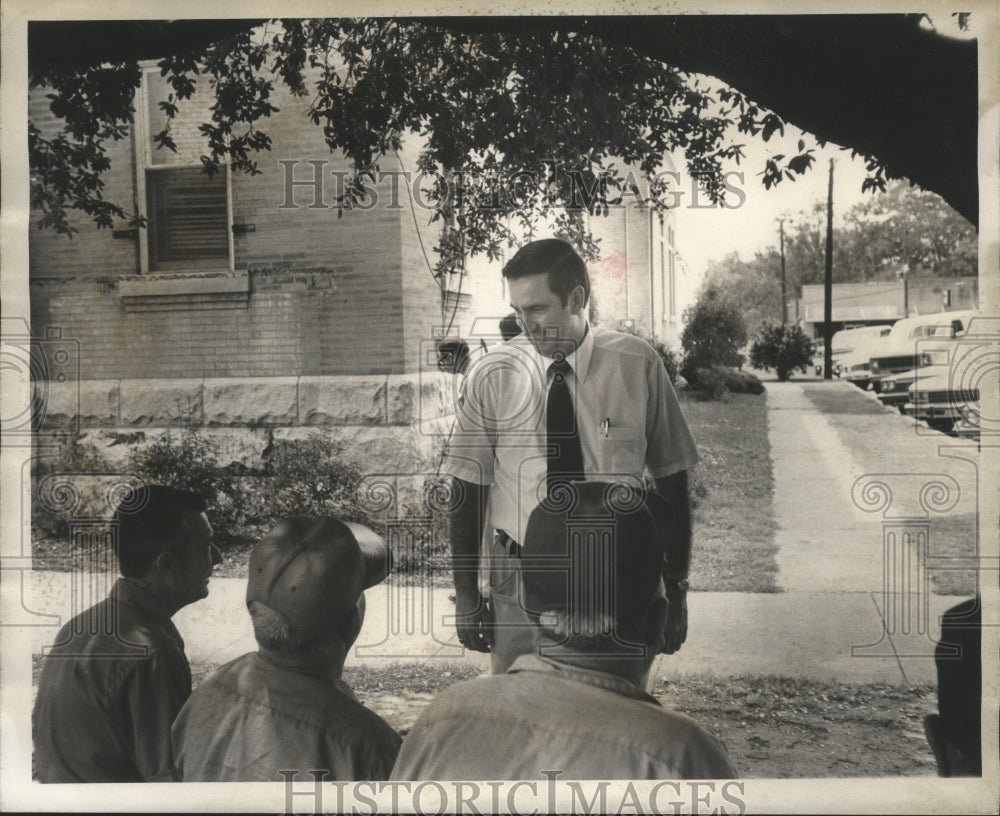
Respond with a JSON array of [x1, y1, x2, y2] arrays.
[[520, 482, 670, 629], [246, 516, 391, 641]]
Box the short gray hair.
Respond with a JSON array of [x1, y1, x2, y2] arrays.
[[248, 601, 337, 659]]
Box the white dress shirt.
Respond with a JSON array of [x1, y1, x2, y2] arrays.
[[442, 327, 699, 547]]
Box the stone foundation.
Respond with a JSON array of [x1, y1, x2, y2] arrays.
[[32, 373, 458, 519]]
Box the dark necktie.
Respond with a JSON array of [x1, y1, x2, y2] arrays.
[[547, 359, 585, 494]]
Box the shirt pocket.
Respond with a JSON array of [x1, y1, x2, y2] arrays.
[[597, 425, 643, 476]]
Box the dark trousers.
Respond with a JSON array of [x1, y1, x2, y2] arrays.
[[485, 531, 535, 674]]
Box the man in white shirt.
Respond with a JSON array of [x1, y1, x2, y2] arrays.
[[442, 238, 699, 672]]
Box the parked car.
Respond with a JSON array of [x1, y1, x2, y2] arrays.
[[904, 368, 974, 433], [869, 310, 976, 393], [835, 327, 893, 389], [953, 415, 981, 442], [876, 346, 952, 412], [831, 325, 894, 368], [903, 314, 989, 435]]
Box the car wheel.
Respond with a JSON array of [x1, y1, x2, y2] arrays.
[[927, 419, 955, 434]]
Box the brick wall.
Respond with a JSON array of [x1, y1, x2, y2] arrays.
[[589, 204, 656, 333], [28, 71, 451, 379]]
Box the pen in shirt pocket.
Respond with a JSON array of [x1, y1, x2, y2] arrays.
[[600, 417, 610, 437]]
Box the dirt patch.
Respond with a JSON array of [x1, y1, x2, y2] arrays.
[[654, 674, 938, 778]]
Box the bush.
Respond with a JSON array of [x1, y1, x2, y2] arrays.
[[694, 367, 729, 401], [612, 321, 681, 384], [750, 322, 814, 381], [265, 433, 364, 521], [722, 368, 765, 395], [127, 430, 250, 545], [680, 287, 748, 386], [32, 433, 110, 539], [688, 366, 765, 401]]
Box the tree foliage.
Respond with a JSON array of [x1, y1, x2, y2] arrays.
[[782, 180, 977, 287], [700, 249, 784, 339], [679, 287, 748, 385], [30, 18, 824, 276], [749, 322, 813, 381], [700, 179, 978, 335]]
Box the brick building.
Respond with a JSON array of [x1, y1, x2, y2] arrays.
[[29, 59, 681, 484]]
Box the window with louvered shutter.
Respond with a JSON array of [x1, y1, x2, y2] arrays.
[[139, 65, 233, 274], [146, 167, 230, 271]]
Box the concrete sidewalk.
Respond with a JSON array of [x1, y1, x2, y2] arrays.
[[21, 576, 956, 686], [22, 379, 976, 687]]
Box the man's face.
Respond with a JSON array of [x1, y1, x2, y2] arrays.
[[168, 510, 221, 611], [508, 272, 586, 359]]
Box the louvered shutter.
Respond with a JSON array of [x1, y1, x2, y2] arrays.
[[146, 167, 230, 271]]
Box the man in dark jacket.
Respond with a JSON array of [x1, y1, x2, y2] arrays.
[[33, 484, 221, 782], [171, 515, 401, 781]]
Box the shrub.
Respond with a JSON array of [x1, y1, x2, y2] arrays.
[[127, 431, 369, 546], [722, 368, 765, 395], [680, 287, 748, 385], [32, 433, 110, 540], [750, 322, 814, 381], [265, 433, 364, 521], [694, 366, 729, 401], [127, 430, 250, 545], [688, 366, 765, 401]]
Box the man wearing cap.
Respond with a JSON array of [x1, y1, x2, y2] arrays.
[[33, 484, 222, 783], [171, 516, 401, 782], [391, 482, 736, 780], [444, 238, 698, 673]]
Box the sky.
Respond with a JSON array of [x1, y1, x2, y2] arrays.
[[674, 130, 880, 281], [673, 11, 979, 283]]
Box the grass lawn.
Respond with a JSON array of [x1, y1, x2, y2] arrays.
[[680, 389, 779, 593]]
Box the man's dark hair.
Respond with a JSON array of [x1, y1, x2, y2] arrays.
[[502, 239, 590, 308], [112, 485, 208, 578]]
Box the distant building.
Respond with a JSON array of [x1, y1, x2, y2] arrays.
[[798, 278, 978, 338]]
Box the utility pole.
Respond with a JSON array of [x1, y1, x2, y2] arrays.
[[824, 159, 834, 380], [778, 218, 788, 324]]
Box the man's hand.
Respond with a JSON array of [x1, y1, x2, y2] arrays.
[[662, 586, 688, 654], [454, 587, 492, 653]]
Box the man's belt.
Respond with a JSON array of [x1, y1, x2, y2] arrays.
[[494, 529, 522, 558]]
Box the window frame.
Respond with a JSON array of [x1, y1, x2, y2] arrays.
[[134, 64, 234, 275]]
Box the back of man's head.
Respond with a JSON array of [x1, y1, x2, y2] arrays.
[[502, 238, 591, 308], [521, 482, 670, 651], [246, 516, 391, 656], [113, 484, 207, 579]]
